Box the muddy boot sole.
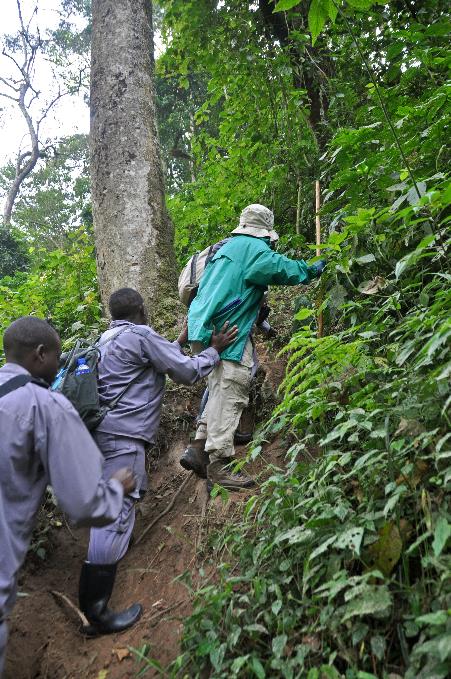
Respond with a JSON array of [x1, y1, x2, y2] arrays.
[[206, 476, 256, 494]]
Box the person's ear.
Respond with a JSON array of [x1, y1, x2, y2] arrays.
[[35, 344, 46, 364]]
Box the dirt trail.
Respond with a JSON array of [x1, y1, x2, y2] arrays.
[[5, 343, 285, 679]]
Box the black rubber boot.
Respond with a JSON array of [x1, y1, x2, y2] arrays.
[[180, 439, 210, 478], [234, 405, 255, 445], [79, 562, 142, 635]]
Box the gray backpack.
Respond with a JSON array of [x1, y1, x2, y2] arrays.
[[178, 238, 230, 306], [53, 327, 146, 431]]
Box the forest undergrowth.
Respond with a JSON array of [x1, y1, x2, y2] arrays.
[[135, 173, 450, 679]]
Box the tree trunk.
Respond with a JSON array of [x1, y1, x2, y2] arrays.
[[91, 0, 177, 328]]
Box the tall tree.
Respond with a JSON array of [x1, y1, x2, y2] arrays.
[[90, 0, 176, 324]]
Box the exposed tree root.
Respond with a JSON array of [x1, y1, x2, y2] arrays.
[[134, 471, 194, 546]]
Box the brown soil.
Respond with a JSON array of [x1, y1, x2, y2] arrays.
[[5, 345, 286, 679]]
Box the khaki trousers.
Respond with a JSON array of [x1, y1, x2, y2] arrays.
[[196, 340, 253, 462]]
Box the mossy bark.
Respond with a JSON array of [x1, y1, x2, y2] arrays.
[[91, 0, 177, 330]]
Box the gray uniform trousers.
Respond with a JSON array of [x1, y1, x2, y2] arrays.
[[87, 432, 146, 564]]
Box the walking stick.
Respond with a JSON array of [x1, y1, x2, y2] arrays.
[[315, 180, 324, 338]]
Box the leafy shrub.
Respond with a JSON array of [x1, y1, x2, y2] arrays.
[[0, 226, 103, 357], [158, 175, 450, 679]]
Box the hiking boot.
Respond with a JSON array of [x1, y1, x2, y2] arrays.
[[79, 562, 142, 635], [207, 459, 255, 493], [180, 439, 209, 478]]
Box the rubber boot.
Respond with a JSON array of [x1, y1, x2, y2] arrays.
[[180, 438, 210, 478], [79, 562, 142, 635], [207, 459, 255, 493], [234, 405, 255, 445]]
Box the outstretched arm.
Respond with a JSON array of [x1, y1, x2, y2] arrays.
[[245, 248, 319, 287], [139, 327, 219, 385], [140, 324, 238, 385]]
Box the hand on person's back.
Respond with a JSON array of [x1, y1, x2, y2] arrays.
[[211, 321, 239, 353]]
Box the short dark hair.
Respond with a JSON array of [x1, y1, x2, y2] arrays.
[[3, 316, 60, 359], [109, 288, 144, 320]]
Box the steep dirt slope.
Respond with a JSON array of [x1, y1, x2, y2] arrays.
[[5, 342, 285, 679]]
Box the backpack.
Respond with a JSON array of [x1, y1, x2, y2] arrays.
[[52, 327, 146, 431], [178, 238, 230, 306]]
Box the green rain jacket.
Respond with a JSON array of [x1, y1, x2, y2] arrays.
[[188, 234, 319, 363]]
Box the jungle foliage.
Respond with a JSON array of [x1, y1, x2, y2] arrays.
[[0, 227, 102, 358], [134, 0, 451, 677]]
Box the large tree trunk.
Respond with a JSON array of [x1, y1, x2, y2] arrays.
[[91, 0, 176, 327]]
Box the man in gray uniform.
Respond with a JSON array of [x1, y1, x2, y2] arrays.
[[0, 317, 136, 677], [82, 288, 237, 633]]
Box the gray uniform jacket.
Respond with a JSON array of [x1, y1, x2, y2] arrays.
[[95, 320, 220, 443], [0, 362, 124, 623]]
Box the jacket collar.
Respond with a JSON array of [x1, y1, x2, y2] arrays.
[[0, 362, 31, 377]]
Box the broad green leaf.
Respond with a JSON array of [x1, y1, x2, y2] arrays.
[[308, 0, 329, 46], [336, 526, 364, 554], [320, 666, 341, 679], [210, 643, 226, 671], [406, 181, 427, 206], [231, 656, 249, 674], [438, 633, 451, 661], [347, 0, 374, 9], [245, 623, 268, 634], [370, 635, 386, 660], [294, 307, 314, 321], [274, 0, 300, 11], [416, 611, 449, 626], [271, 599, 282, 615], [432, 517, 451, 557], [327, 0, 338, 22], [250, 656, 266, 679], [309, 535, 337, 561], [355, 253, 376, 264], [276, 526, 314, 544], [341, 586, 391, 621], [395, 236, 435, 279], [366, 522, 402, 576], [272, 634, 287, 658]]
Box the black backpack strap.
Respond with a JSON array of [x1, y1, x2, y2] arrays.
[[104, 366, 149, 410], [0, 375, 48, 399], [0, 374, 32, 398], [205, 244, 215, 266], [190, 253, 199, 286]]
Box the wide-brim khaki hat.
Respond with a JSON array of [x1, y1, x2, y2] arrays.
[[231, 203, 279, 243]]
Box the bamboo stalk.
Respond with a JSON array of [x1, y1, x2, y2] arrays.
[[315, 180, 324, 338], [295, 181, 302, 235]]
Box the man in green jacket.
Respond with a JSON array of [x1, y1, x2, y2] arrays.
[[185, 204, 325, 490]]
